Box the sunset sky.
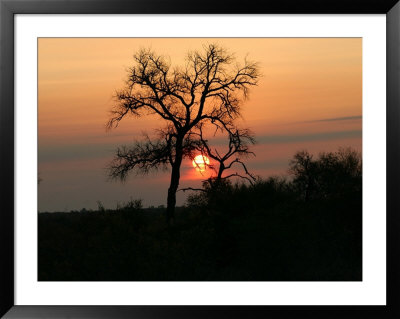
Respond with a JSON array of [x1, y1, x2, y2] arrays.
[[38, 38, 362, 212]]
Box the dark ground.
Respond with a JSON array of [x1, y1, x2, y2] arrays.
[[38, 181, 362, 281]]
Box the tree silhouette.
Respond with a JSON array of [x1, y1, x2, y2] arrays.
[[289, 147, 362, 201], [107, 44, 260, 223], [289, 150, 316, 201]]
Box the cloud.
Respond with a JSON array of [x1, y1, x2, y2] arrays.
[[247, 159, 288, 170], [300, 115, 362, 123], [255, 130, 362, 145], [39, 143, 116, 163], [208, 129, 361, 146], [39, 129, 362, 165]]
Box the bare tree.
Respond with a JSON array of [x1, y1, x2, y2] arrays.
[[107, 44, 260, 223]]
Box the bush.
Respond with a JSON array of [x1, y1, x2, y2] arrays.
[[289, 147, 361, 201]]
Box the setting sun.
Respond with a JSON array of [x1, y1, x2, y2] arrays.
[[192, 155, 210, 172]]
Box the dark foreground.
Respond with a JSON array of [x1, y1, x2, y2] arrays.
[[39, 149, 362, 281], [39, 183, 361, 281]]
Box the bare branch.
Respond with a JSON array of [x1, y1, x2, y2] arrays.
[[108, 135, 171, 181], [220, 173, 255, 185], [225, 159, 257, 183], [188, 122, 257, 185]]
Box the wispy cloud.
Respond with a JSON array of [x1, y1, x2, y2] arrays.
[[39, 143, 117, 163], [300, 115, 362, 123], [208, 129, 362, 146], [255, 130, 362, 145], [39, 129, 362, 164], [248, 159, 288, 170]]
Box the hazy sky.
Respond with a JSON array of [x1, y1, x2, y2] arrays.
[[38, 38, 362, 212]]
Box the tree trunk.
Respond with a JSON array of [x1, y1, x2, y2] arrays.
[[216, 162, 225, 180], [166, 138, 183, 224]]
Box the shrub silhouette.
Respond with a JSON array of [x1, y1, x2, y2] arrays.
[[289, 147, 361, 201]]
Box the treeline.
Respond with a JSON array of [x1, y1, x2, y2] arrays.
[[38, 147, 362, 281]]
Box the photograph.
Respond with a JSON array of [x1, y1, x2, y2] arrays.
[[38, 37, 362, 281]]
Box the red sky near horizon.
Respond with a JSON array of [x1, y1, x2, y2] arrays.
[[38, 38, 362, 212]]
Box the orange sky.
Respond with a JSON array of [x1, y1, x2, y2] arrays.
[[38, 38, 362, 211]]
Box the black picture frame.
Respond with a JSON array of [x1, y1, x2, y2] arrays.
[[1, 0, 399, 318]]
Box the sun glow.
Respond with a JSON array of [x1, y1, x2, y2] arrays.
[[192, 155, 210, 172]]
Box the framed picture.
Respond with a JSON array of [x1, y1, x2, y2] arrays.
[[1, 0, 399, 318]]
